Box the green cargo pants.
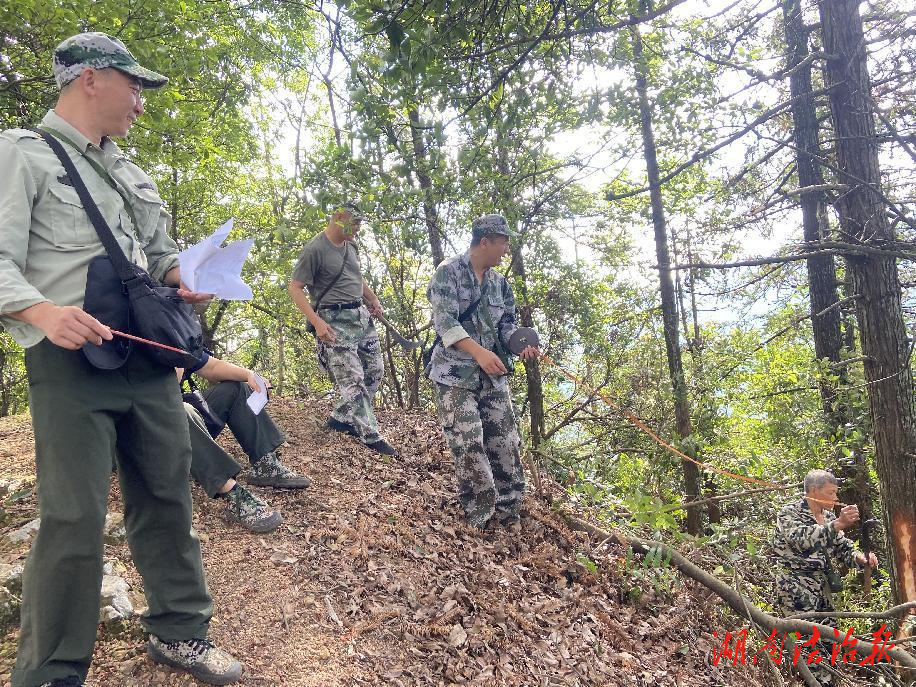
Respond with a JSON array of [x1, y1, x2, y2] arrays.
[[13, 341, 213, 687], [186, 404, 243, 498], [186, 380, 286, 497], [203, 380, 285, 463]]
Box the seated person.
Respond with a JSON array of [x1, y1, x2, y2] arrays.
[[180, 354, 310, 532]]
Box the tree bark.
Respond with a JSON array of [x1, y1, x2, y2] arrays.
[[782, 0, 874, 538], [408, 108, 445, 267], [632, 25, 701, 535], [818, 0, 916, 606], [494, 131, 546, 451]]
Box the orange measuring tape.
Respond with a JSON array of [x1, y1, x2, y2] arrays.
[[110, 329, 192, 356]]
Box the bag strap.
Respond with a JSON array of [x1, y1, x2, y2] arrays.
[[40, 126, 142, 231], [458, 297, 481, 324], [426, 297, 481, 360], [312, 241, 350, 312], [35, 129, 139, 284]]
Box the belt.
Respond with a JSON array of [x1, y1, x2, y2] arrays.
[[319, 300, 362, 311]]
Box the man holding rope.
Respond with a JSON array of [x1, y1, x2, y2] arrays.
[[0, 33, 241, 686], [426, 213, 539, 531], [772, 469, 878, 685]]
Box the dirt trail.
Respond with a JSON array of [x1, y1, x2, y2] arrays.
[[0, 400, 761, 686]]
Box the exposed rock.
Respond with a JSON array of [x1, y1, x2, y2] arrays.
[[0, 477, 29, 499], [0, 563, 24, 597], [99, 564, 135, 623], [104, 511, 127, 545], [7, 517, 39, 543], [0, 563, 24, 632]]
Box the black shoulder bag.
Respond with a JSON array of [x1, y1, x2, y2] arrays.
[[305, 242, 350, 335], [38, 130, 203, 369], [422, 297, 480, 370]]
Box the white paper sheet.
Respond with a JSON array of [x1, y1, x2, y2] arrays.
[[177, 218, 254, 300], [246, 373, 269, 415]]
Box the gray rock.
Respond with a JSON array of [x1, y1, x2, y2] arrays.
[[7, 518, 40, 543], [104, 512, 127, 544], [0, 563, 24, 632], [0, 477, 28, 499], [99, 568, 134, 623], [0, 563, 24, 596]]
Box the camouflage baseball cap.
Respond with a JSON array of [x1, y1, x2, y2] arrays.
[[471, 213, 512, 240], [340, 200, 365, 220], [53, 32, 168, 90]]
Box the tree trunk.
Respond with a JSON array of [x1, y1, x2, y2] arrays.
[[277, 324, 286, 397], [818, 0, 916, 606], [408, 108, 445, 267], [632, 25, 701, 535], [509, 246, 546, 448], [494, 130, 546, 451], [783, 0, 873, 533]]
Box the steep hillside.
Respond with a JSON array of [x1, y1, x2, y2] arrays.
[[0, 399, 762, 686]]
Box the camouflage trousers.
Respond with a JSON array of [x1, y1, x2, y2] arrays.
[[316, 305, 384, 444], [776, 571, 838, 686], [434, 375, 525, 528]]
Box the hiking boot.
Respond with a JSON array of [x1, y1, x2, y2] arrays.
[[39, 678, 83, 687], [221, 484, 282, 532], [326, 416, 358, 436], [148, 635, 242, 685], [365, 438, 399, 456], [247, 451, 311, 489]]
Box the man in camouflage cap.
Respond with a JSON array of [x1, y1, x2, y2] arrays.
[[426, 213, 539, 530], [288, 201, 398, 456], [772, 469, 877, 685], [0, 33, 241, 686], [52, 32, 169, 90]]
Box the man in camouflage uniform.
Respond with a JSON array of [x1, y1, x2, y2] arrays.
[[288, 202, 397, 456], [772, 469, 878, 685], [426, 214, 539, 530], [0, 33, 241, 686]]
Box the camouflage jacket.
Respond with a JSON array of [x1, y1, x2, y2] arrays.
[[426, 251, 518, 390], [772, 498, 860, 573]]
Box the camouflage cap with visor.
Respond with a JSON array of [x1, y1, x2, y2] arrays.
[[53, 32, 168, 90], [471, 213, 513, 240], [340, 199, 366, 220]]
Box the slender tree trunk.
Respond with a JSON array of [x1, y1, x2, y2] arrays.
[[200, 300, 230, 352], [408, 108, 445, 267], [277, 324, 286, 397], [783, 0, 873, 532], [632, 25, 701, 535], [818, 0, 916, 606], [494, 132, 546, 450], [0, 349, 8, 418]]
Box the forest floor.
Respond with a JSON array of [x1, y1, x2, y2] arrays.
[[0, 397, 767, 686]]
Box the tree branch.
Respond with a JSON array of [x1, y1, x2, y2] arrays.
[[561, 513, 916, 669]]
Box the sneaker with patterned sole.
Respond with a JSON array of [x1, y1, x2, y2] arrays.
[[221, 484, 282, 532], [247, 451, 311, 489], [147, 635, 242, 685]]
